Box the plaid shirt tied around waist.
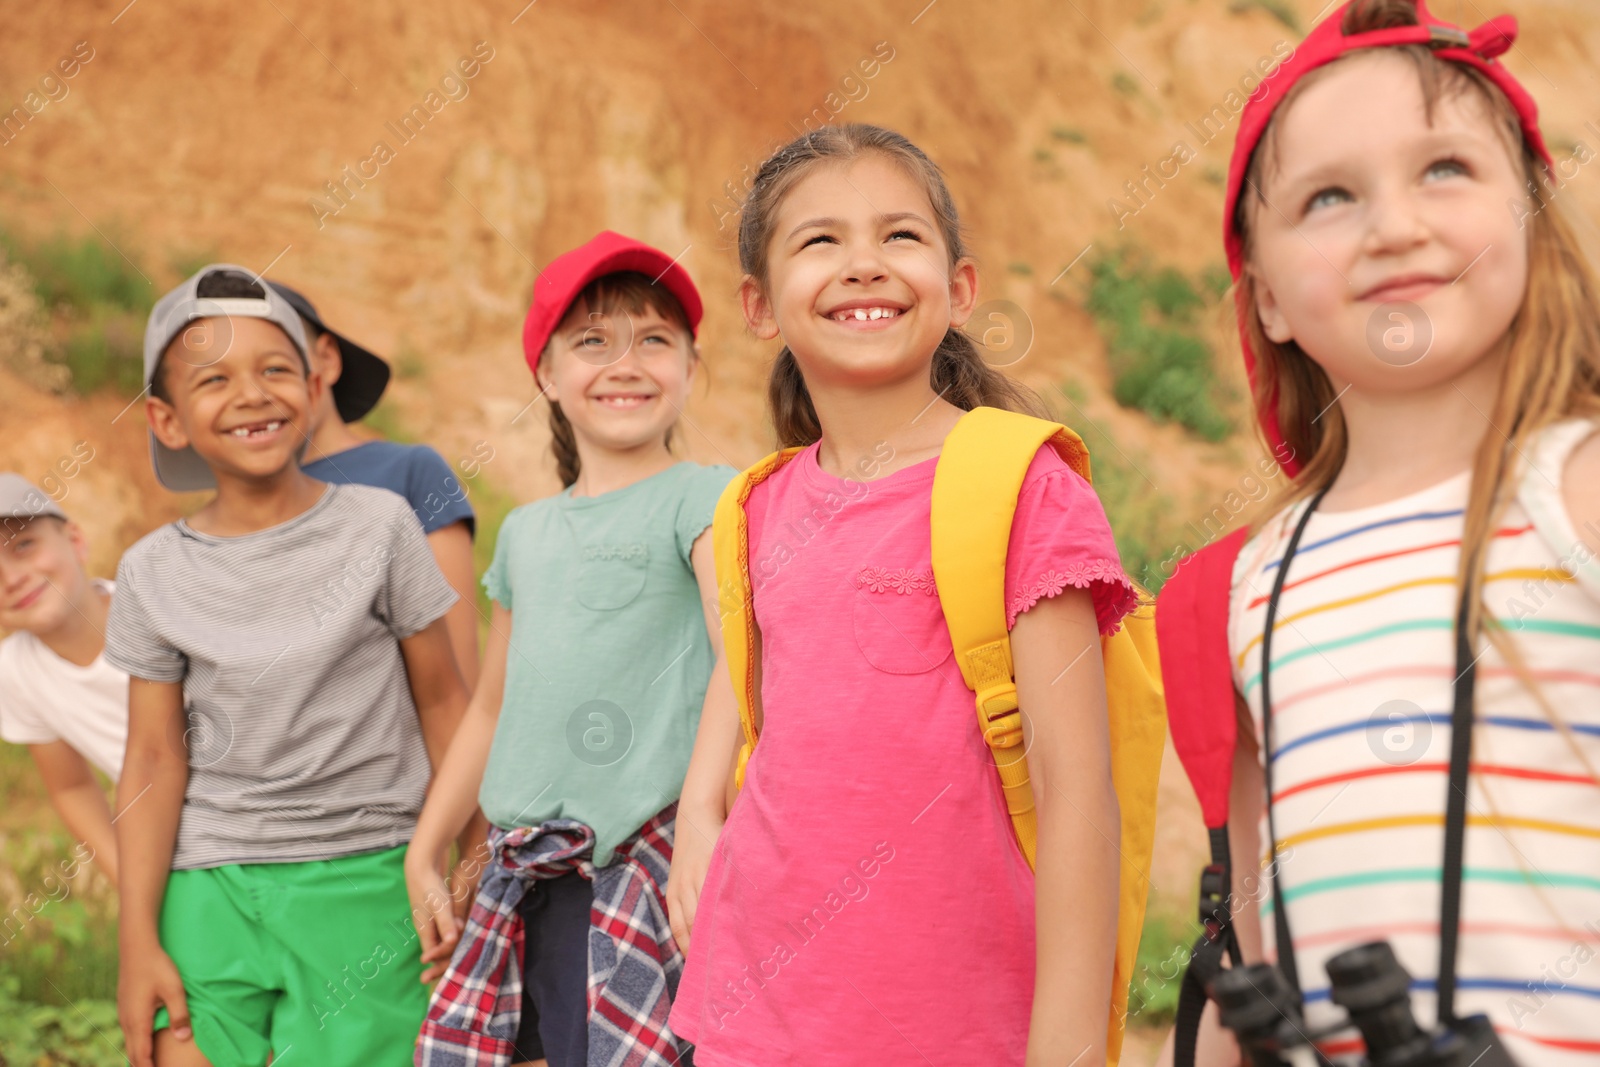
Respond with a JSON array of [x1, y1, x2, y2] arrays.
[[415, 804, 690, 1067]]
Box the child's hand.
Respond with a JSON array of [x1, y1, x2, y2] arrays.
[[118, 943, 191, 1067], [448, 850, 484, 924], [666, 811, 722, 956], [405, 848, 462, 984]]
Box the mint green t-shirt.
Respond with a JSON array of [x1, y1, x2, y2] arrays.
[[479, 461, 734, 865]]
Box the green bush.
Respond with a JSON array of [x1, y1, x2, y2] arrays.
[[1126, 906, 1200, 1027], [1050, 389, 1183, 593], [0, 229, 152, 315], [0, 225, 160, 396], [0, 747, 120, 1014], [58, 306, 145, 396], [467, 471, 518, 624], [0, 977, 124, 1067], [1084, 248, 1233, 442]]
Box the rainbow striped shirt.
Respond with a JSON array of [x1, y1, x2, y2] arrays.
[[1228, 419, 1600, 1065]]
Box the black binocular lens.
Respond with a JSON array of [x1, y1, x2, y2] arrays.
[[1327, 942, 1453, 1067]]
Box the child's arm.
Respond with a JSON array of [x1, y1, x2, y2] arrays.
[[403, 606, 510, 982], [28, 741, 118, 884], [1012, 587, 1120, 1067], [1565, 430, 1600, 555], [401, 613, 491, 885], [427, 519, 481, 695], [115, 677, 194, 1067], [666, 531, 743, 955]]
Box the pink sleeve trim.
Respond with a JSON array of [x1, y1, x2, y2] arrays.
[[1006, 558, 1138, 634]]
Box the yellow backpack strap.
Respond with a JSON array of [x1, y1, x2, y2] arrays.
[[711, 447, 806, 789], [930, 406, 1165, 1067], [930, 407, 1086, 868]]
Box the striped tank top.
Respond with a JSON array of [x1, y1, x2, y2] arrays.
[[1228, 418, 1600, 1066]]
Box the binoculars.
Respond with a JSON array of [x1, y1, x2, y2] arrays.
[[1210, 941, 1517, 1067]]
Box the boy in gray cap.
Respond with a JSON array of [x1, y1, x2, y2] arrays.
[[106, 265, 481, 1067], [0, 474, 125, 883]]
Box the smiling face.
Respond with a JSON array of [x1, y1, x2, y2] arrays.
[[1246, 52, 1532, 393], [536, 295, 696, 460], [147, 315, 319, 485], [743, 152, 977, 392], [0, 517, 90, 636]]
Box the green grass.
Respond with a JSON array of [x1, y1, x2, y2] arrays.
[[1083, 247, 1233, 442], [1228, 0, 1301, 31], [393, 338, 428, 381], [1126, 905, 1201, 1026], [465, 468, 518, 625], [1050, 126, 1087, 145], [1051, 388, 1185, 593], [59, 304, 146, 395], [362, 395, 419, 443], [1006, 261, 1034, 277], [0, 229, 153, 314], [0, 742, 124, 1064], [0, 225, 159, 396], [0, 977, 123, 1067], [1112, 71, 1140, 97]]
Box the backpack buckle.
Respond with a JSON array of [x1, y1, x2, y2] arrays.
[[976, 682, 1024, 747], [1198, 863, 1231, 938]]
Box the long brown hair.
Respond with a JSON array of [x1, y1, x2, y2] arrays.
[[540, 271, 697, 487], [736, 123, 1048, 447], [1236, 0, 1600, 781]]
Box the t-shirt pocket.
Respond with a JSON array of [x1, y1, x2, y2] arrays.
[[851, 565, 953, 674], [577, 543, 650, 610]]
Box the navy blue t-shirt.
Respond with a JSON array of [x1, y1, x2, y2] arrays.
[[302, 441, 475, 537]]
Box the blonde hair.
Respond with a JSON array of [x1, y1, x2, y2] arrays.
[[1236, 0, 1600, 788], [736, 123, 1047, 446]]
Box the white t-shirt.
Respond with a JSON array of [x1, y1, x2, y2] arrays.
[[1228, 420, 1600, 1066], [0, 579, 127, 781]]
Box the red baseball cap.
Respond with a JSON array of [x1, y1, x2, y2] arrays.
[[521, 231, 704, 378], [1223, 0, 1554, 476]]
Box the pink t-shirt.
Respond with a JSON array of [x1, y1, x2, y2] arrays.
[[669, 441, 1135, 1065]]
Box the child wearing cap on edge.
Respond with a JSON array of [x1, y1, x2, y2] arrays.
[[265, 281, 482, 693], [407, 232, 733, 1067], [108, 265, 476, 1067], [0, 474, 125, 884]]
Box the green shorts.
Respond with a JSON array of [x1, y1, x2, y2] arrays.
[[154, 844, 428, 1066]]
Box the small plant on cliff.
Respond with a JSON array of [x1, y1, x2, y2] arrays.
[[1083, 247, 1233, 442], [0, 226, 153, 396]]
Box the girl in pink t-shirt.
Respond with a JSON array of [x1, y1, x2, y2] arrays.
[[665, 123, 1138, 1066]]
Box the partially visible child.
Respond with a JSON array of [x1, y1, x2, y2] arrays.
[[1158, 2, 1600, 1063], [109, 265, 472, 1067], [407, 232, 733, 1067], [0, 475, 124, 884], [266, 280, 480, 690]]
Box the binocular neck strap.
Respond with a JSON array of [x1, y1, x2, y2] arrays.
[[1260, 488, 1479, 1025], [1259, 488, 1328, 997], [1437, 583, 1479, 1025]]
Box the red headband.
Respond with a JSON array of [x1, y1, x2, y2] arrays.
[[1223, 0, 1554, 476]]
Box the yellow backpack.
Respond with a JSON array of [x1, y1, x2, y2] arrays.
[[712, 406, 1167, 1064]]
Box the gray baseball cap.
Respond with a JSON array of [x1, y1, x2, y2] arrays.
[[0, 474, 68, 524], [143, 264, 310, 492]]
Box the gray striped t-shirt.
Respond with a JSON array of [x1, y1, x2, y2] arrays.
[[105, 483, 458, 869]]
